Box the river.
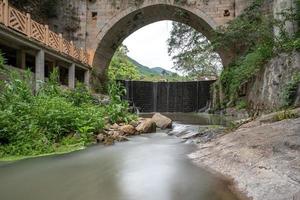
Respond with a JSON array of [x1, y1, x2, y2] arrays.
[[0, 113, 240, 200]]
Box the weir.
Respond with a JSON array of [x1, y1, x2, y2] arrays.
[[120, 80, 215, 113]]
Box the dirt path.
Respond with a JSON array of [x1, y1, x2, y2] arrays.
[[189, 118, 300, 200]]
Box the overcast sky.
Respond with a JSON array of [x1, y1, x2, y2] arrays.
[[123, 20, 176, 72]]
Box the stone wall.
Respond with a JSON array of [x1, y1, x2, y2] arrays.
[[246, 52, 300, 111]]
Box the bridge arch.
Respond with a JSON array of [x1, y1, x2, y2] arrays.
[[90, 2, 230, 86]]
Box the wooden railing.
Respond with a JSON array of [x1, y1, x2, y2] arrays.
[[0, 0, 90, 65]]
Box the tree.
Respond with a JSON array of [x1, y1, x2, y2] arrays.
[[108, 45, 141, 81], [167, 22, 222, 79]]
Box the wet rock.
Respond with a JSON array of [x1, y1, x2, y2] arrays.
[[115, 136, 129, 142], [108, 130, 124, 138], [152, 113, 172, 129], [129, 120, 139, 127], [181, 127, 225, 143], [96, 133, 105, 143], [136, 118, 156, 133], [110, 123, 120, 130], [103, 137, 115, 145], [119, 125, 136, 135]]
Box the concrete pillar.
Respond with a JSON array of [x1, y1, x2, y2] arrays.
[[68, 63, 76, 89], [84, 69, 90, 88], [16, 50, 26, 69], [35, 49, 45, 90]]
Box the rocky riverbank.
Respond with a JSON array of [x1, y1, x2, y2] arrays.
[[96, 113, 172, 145], [189, 109, 300, 200]]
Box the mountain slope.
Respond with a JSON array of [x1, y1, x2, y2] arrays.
[[127, 57, 173, 76]]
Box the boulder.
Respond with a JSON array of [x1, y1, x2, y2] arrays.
[[96, 133, 105, 143], [152, 113, 172, 129], [136, 118, 156, 133], [119, 124, 136, 135], [108, 130, 124, 138], [110, 123, 120, 130]]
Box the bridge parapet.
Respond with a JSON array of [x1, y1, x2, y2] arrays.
[[0, 0, 90, 66]]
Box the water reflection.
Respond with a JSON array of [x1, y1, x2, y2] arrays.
[[0, 133, 238, 200]]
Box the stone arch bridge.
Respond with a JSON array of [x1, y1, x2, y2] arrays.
[[78, 0, 250, 82], [1, 0, 281, 89]]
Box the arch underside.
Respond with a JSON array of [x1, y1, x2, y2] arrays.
[[92, 4, 225, 80]]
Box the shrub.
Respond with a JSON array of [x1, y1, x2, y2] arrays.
[[282, 73, 300, 107], [273, 109, 299, 121], [0, 53, 135, 157]]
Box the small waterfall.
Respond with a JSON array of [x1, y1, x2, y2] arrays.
[[119, 80, 216, 113]]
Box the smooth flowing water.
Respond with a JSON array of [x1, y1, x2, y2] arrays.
[[0, 114, 239, 200]]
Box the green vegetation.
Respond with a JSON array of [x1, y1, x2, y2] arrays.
[[215, 0, 275, 104], [167, 22, 222, 79], [213, 0, 299, 107], [235, 99, 248, 110], [167, 0, 299, 109], [0, 53, 136, 159], [108, 45, 141, 81], [273, 109, 299, 122], [282, 73, 300, 107], [108, 45, 184, 82]]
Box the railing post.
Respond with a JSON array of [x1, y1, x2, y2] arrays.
[[80, 47, 84, 62], [70, 41, 74, 57], [26, 13, 31, 37], [3, 0, 9, 26], [45, 25, 49, 45], [68, 63, 76, 89], [59, 33, 63, 52], [84, 69, 90, 88], [35, 49, 45, 91]]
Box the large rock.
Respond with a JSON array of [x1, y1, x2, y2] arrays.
[[96, 133, 105, 143], [119, 125, 136, 135], [136, 118, 156, 133], [152, 113, 172, 129]]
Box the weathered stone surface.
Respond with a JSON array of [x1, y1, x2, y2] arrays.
[[119, 125, 136, 135], [294, 191, 300, 200], [152, 113, 172, 129], [295, 85, 300, 107], [247, 51, 300, 110], [110, 123, 119, 130], [136, 118, 156, 133], [96, 133, 105, 143], [190, 117, 300, 200]]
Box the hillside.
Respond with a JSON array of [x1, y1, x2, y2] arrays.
[[127, 57, 173, 76]]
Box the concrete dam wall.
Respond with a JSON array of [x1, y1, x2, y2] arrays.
[[120, 80, 215, 113]]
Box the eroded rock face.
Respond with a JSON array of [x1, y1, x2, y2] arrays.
[[119, 125, 136, 135], [295, 85, 300, 107], [152, 113, 172, 129], [246, 51, 300, 110], [136, 118, 156, 133]]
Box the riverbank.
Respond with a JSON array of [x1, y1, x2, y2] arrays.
[[189, 111, 300, 200]]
